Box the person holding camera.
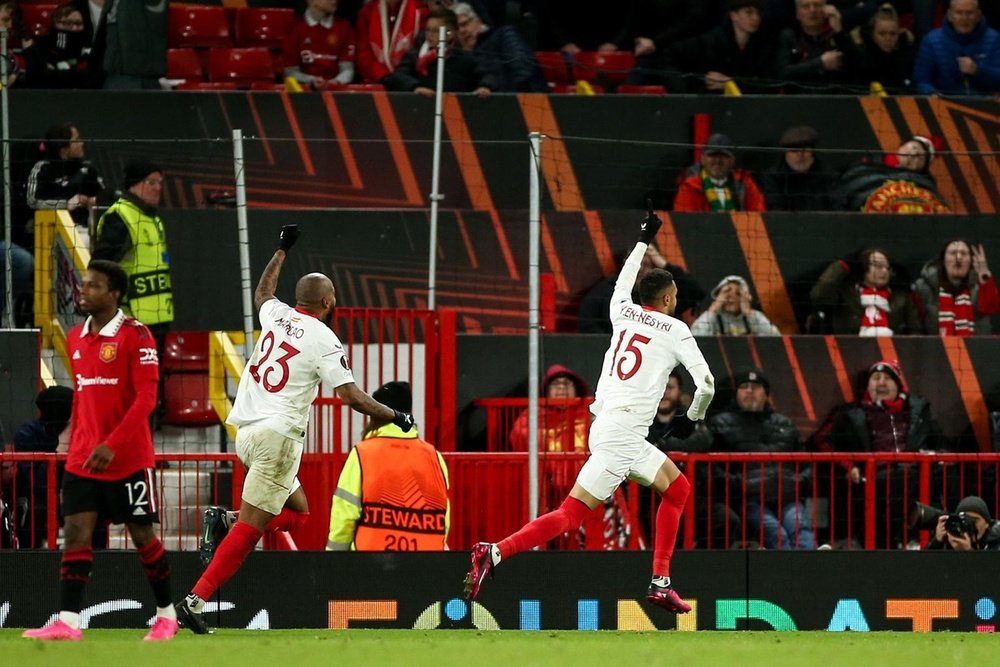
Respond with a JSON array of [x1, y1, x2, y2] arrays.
[[926, 496, 1000, 551]]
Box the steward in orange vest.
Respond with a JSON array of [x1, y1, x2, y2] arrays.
[[327, 381, 450, 551]]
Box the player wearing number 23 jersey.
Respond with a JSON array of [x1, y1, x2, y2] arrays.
[[465, 208, 714, 615], [226, 297, 355, 439], [176, 225, 417, 636]]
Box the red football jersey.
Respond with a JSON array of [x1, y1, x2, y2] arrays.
[[283, 15, 355, 80], [66, 310, 159, 480]]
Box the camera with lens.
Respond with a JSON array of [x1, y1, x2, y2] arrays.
[[944, 512, 978, 538]]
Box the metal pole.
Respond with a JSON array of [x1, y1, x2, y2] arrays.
[[427, 24, 447, 310], [1, 29, 12, 329], [527, 131, 542, 520], [232, 129, 254, 360]]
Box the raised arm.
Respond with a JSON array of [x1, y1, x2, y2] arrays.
[[254, 224, 299, 311]]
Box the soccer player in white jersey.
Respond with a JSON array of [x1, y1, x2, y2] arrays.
[[175, 225, 415, 634], [464, 209, 715, 613]]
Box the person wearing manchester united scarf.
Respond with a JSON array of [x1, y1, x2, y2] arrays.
[[673, 133, 766, 213], [810, 247, 922, 336], [22, 259, 178, 641], [913, 239, 1000, 336]]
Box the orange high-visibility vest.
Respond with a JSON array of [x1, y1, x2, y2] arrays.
[[354, 436, 448, 551]]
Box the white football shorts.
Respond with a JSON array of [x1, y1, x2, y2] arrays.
[[235, 422, 304, 515], [576, 417, 667, 501]]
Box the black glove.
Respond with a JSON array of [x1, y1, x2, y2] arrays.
[[392, 410, 415, 433], [639, 199, 662, 244], [278, 224, 300, 252], [666, 414, 696, 440]]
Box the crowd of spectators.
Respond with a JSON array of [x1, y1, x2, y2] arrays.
[[1, 0, 996, 95]]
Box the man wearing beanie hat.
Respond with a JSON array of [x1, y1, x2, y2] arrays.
[[93, 158, 173, 331], [327, 380, 450, 552], [820, 357, 944, 548], [674, 133, 766, 213], [927, 495, 1000, 551]]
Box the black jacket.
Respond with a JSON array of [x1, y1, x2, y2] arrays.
[[761, 158, 835, 211], [472, 26, 546, 92], [845, 25, 916, 93], [926, 521, 1000, 550], [385, 44, 499, 93], [829, 394, 942, 455], [777, 26, 859, 92], [663, 21, 779, 94]]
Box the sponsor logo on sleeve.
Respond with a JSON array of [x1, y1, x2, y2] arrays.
[[138, 347, 159, 366]]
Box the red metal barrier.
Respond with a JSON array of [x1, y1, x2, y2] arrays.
[[5, 452, 999, 552]]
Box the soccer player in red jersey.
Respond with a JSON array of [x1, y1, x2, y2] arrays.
[[23, 260, 177, 641]]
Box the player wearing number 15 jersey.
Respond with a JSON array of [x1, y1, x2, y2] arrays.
[[175, 224, 416, 635], [465, 208, 715, 613], [23, 260, 178, 642]]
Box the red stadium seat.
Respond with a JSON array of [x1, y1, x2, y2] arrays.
[[168, 4, 232, 49], [534, 51, 573, 85], [617, 84, 667, 95], [234, 7, 295, 49], [574, 51, 636, 87], [21, 3, 57, 38], [207, 47, 275, 87], [166, 48, 205, 83], [175, 81, 239, 91], [162, 332, 217, 426]]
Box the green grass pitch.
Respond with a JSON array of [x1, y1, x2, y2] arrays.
[[2, 629, 995, 667]]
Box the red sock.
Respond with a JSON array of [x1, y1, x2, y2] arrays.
[[653, 474, 690, 578], [267, 508, 309, 532], [497, 497, 591, 559], [192, 521, 263, 601]]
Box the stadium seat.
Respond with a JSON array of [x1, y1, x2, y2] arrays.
[[573, 51, 636, 87], [617, 84, 667, 95], [234, 7, 295, 49], [166, 48, 205, 83], [534, 51, 573, 85], [175, 81, 239, 91], [21, 3, 57, 39], [162, 331, 217, 426], [207, 47, 275, 87], [168, 4, 232, 49]]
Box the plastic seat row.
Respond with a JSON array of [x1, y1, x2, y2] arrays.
[[169, 4, 294, 50]]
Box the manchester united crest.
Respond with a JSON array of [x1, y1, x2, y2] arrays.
[[99, 342, 118, 363]]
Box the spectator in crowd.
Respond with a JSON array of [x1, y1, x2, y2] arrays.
[[578, 242, 705, 332], [453, 2, 546, 91], [355, 0, 425, 83], [12, 385, 73, 549], [695, 369, 815, 549], [761, 125, 835, 211], [327, 381, 450, 551], [26, 123, 104, 239], [913, 239, 999, 335], [93, 160, 173, 356], [0, 1, 30, 87], [21, 5, 90, 88], [692, 275, 781, 336], [777, 0, 860, 93], [539, 0, 635, 54], [836, 135, 949, 212], [509, 364, 591, 452], [810, 247, 922, 335], [844, 3, 917, 92], [818, 359, 946, 548], [673, 133, 767, 212], [661, 0, 780, 94], [283, 0, 356, 90], [925, 495, 1000, 550], [385, 9, 496, 96], [647, 370, 689, 446], [627, 0, 726, 86], [72, 0, 103, 43], [101, 0, 167, 90], [21, 5, 92, 89], [913, 0, 1000, 95]]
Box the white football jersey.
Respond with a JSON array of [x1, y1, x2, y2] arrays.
[[591, 242, 714, 434], [227, 298, 355, 439]]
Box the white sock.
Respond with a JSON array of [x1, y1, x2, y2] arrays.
[[58, 611, 81, 629], [157, 604, 177, 620], [186, 594, 206, 613], [651, 576, 671, 588], [490, 543, 502, 566]]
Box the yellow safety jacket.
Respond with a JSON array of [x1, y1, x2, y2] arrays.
[[97, 197, 173, 325], [327, 424, 450, 551]]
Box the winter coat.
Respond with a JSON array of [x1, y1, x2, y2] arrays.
[[830, 394, 941, 456], [690, 308, 780, 336], [776, 25, 858, 92], [385, 43, 499, 93], [673, 167, 766, 212], [810, 259, 922, 335], [912, 261, 999, 335], [662, 21, 778, 94], [761, 158, 835, 211], [835, 160, 947, 212], [509, 364, 591, 452], [472, 26, 546, 92], [913, 17, 1000, 95], [845, 24, 916, 92]]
